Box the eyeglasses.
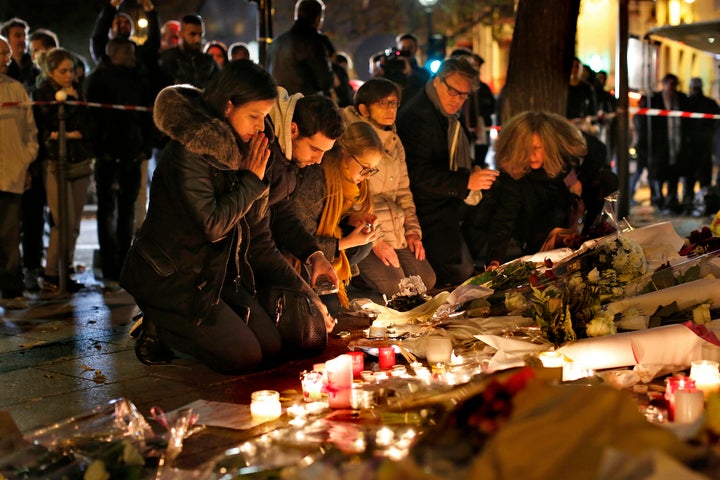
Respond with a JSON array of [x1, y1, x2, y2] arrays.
[[350, 155, 380, 177], [441, 77, 471, 100], [374, 99, 399, 110]]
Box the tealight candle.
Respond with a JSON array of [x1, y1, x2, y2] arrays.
[[539, 351, 564, 368], [690, 360, 720, 399], [250, 390, 282, 422]]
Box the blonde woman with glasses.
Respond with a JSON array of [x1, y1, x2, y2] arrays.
[[291, 121, 383, 312]]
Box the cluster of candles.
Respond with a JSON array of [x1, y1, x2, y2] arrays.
[[659, 360, 720, 424], [295, 337, 480, 411]]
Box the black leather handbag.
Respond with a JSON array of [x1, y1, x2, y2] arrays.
[[264, 287, 327, 357]]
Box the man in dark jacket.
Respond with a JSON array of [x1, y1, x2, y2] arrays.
[[396, 57, 498, 285], [268, 0, 334, 96], [89, 0, 160, 72], [634, 73, 688, 212], [683, 77, 719, 211], [158, 14, 219, 89], [86, 38, 154, 282], [259, 88, 344, 289]]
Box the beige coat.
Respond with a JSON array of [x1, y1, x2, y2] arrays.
[[0, 74, 37, 194], [342, 106, 422, 249]]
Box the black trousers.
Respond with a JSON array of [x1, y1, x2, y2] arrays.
[[95, 156, 142, 280]]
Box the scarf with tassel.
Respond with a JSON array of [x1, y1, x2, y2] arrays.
[[317, 160, 371, 308]]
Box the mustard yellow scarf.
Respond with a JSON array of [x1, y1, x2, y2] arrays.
[[317, 161, 371, 307]]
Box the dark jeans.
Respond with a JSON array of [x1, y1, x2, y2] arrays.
[[0, 192, 23, 297], [143, 286, 282, 374], [21, 162, 46, 270], [95, 156, 142, 280]]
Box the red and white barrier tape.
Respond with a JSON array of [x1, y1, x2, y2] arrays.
[[0, 99, 152, 112], [629, 106, 720, 120]]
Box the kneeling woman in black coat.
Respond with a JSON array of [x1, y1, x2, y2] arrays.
[[121, 61, 335, 373]]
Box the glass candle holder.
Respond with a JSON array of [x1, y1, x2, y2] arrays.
[[347, 351, 365, 378], [690, 360, 720, 399], [378, 346, 396, 370], [250, 390, 282, 422], [300, 370, 324, 402], [425, 336, 453, 365]]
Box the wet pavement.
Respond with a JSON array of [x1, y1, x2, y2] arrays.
[[0, 192, 714, 438]]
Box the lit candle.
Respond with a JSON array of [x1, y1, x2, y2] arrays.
[[664, 374, 696, 421], [425, 336, 453, 365], [674, 389, 705, 424], [690, 360, 720, 399], [378, 345, 396, 370], [325, 354, 353, 408], [300, 370, 324, 402], [250, 390, 282, 422], [562, 360, 594, 382], [347, 351, 365, 378], [539, 351, 564, 368]]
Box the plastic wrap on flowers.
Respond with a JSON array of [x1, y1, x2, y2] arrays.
[[1, 398, 156, 479]]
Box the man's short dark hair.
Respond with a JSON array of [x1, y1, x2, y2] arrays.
[[29, 29, 59, 50], [1, 17, 29, 38], [181, 14, 204, 27], [395, 32, 418, 46], [293, 94, 344, 140], [295, 0, 324, 23]]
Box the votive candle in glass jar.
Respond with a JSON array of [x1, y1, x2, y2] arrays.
[[347, 351, 365, 378], [300, 370, 324, 402], [325, 354, 353, 408], [690, 360, 720, 399], [378, 345, 396, 370], [250, 390, 282, 422], [665, 375, 696, 421]]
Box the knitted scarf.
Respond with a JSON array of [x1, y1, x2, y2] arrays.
[[425, 81, 472, 172], [316, 161, 371, 307]]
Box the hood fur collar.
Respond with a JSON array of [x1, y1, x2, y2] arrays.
[[154, 84, 241, 169]]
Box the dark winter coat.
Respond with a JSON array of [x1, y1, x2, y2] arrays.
[[32, 79, 94, 164], [396, 88, 472, 264], [158, 47, 220, 90], [84, 60, 154, 160], [120, 85, 313, 327], [267, 20, 333, 96]]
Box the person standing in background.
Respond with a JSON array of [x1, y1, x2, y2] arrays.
[[0, 35, 38, 309], [32, 48, 94, 293], [158, 14, 219, 89], [86, 38, 154, 284], [0, 18, 38, 91], [268, 0, 334, 97]]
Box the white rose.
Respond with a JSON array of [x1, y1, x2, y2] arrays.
[[586, 311, 617, 337], [693, 303, 712, 325]]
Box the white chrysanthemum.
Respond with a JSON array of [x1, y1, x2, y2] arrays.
[[586, 310, 617, 337], [587, 268, 601, 283], [693, 303, 712, 325], [568, 273, 586, 293], [505, 291, 527, 312]]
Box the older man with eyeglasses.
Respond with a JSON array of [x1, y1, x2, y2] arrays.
[[397, 56, 499, 286]]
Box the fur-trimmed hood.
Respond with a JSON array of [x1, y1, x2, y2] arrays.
[[154, 84, 274, 170]]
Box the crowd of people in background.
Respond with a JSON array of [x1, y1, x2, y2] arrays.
[[0, 0, 718, 372]]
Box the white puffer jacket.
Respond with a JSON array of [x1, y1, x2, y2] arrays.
[[342, 106, 422, 249]]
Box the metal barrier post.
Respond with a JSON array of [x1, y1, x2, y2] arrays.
[[55, 90, 69, 294]]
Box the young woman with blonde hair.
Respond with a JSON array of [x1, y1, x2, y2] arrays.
[[291, 121, 384, 310]]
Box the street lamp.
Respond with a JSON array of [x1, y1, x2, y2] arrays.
[[417, 0, 438, 46], [418, 0, 443, 72]]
